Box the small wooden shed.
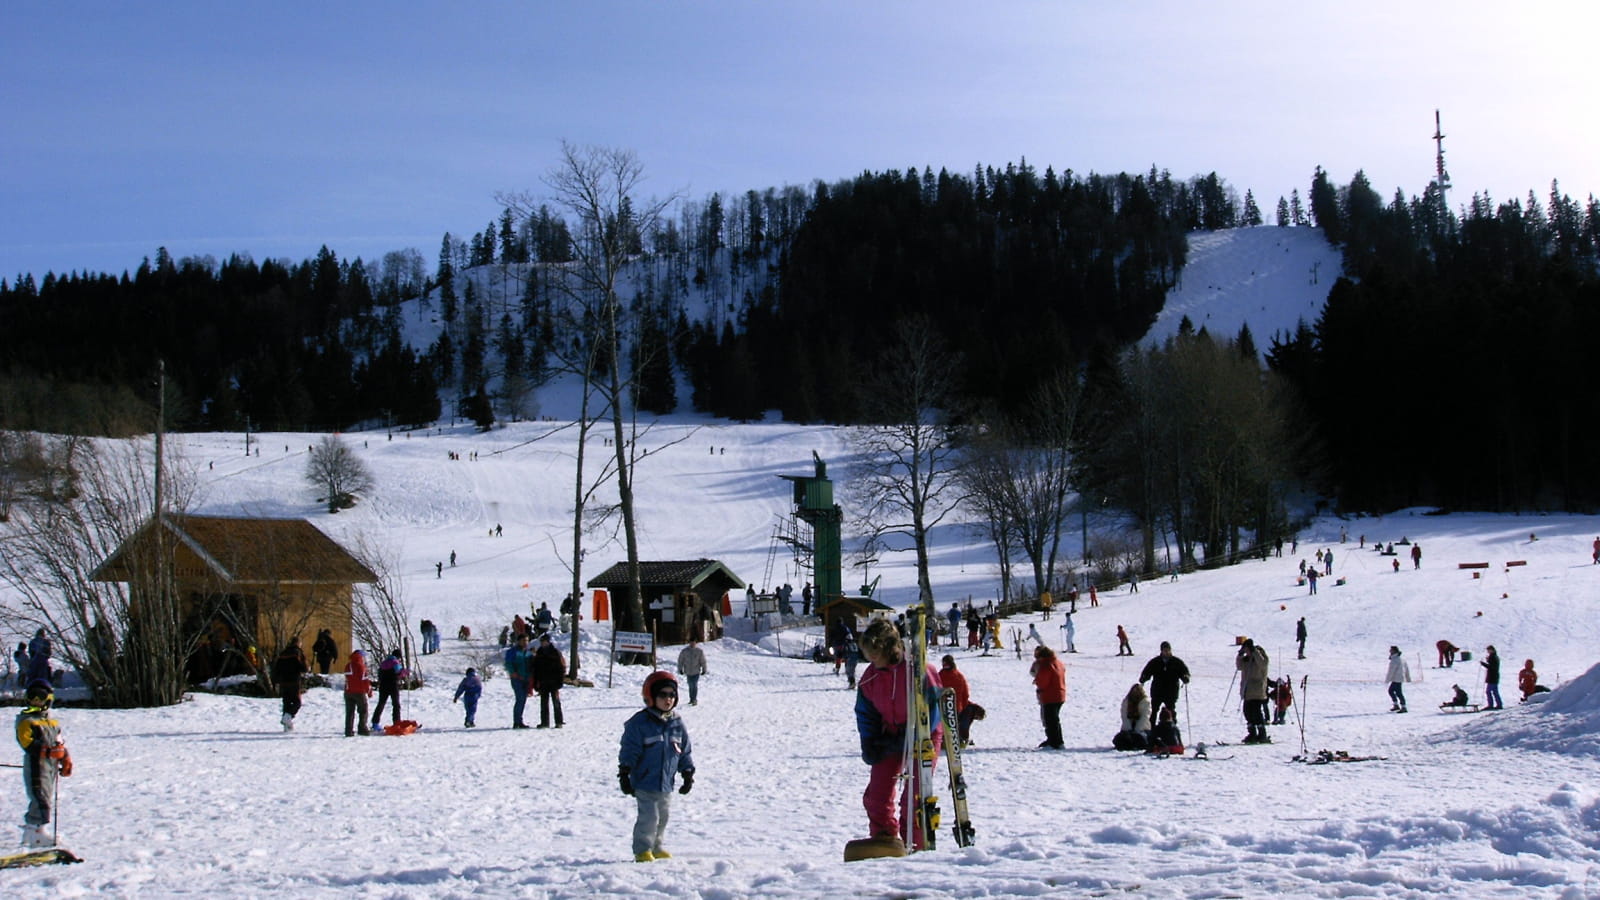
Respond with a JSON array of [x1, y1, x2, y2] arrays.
[[93, 514, 376, 682], [817, 595, 894, 636], [586, 560, 745, 645]]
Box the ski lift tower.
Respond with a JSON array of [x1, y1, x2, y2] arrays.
[[1432, 109, 1452, 212], [780, 452, 843, 603]]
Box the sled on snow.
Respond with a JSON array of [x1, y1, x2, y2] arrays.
[[382, 719, 421, 735], [0, 847, 83, 868]]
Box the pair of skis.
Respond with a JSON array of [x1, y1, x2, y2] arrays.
[[905, 606, 974, 853]]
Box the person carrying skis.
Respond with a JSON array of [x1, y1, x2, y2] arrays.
[[452, 667, 482, 727], [1482, 645, 1504, 709], [1236, 638, 1271, 743], [15, 680, 72, 849], [342, 650, 372, 737], [371, 649, 404, 730], [1138, 641, 1191, 726], [1031, 644, 1067, 749], [854, 618, 942, 853], [1386, 646, 1410, 713], [272, 638, 308, 732], [619, 671, 695, 862]]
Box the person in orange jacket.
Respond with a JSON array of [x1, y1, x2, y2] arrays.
[[1518, 659, 1541, 701], [342, 650, 373, 736], [1031, 645, 1066, 749]]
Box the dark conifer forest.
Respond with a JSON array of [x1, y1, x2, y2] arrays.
[[3, 160, 1599, 514]]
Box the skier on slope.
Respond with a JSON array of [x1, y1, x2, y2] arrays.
[[1386, 646, 1410, 713], [854, 618, 941, 854], [15, 679, 72, 849]]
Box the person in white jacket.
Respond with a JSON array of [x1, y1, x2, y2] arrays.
[[1386, 646, 1411, 713]]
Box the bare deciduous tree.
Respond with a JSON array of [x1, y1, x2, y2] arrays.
[[345, 533, 412, 676], [0, 436, 199, 707], [499, 143, 680, 641], [850, 317, 969, 611], [305, 434, 373, 513]]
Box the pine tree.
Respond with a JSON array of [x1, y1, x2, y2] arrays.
[[1242, 190, 1263, 226], [1290, 189, 1306, 226], [1276, 196, 1290, 227]]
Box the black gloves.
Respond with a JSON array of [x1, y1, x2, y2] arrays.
[[618, 765, 634, 796], [679, 770, 695, 795]]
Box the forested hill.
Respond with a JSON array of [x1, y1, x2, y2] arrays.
[[0, 161, 1208, 432]]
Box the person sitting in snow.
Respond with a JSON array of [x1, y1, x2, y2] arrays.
[[1440, 684, 1471, 709], [1113, 682, 1150, 751], [1517, 659, 1548, 701], [1147, 707, 1184, 756]]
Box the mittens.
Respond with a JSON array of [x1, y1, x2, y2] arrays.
[[618, 765, 634, 796], [678, 770, 695, 795]]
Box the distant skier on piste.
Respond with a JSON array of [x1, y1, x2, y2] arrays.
[[851, 618, 941, 857]]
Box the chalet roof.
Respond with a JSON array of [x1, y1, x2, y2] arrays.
[[586, 559, 746, 591], [93, 514, 378, 585], [818, 596, 894, 613]]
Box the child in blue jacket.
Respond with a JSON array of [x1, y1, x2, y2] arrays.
[[453, 667, 482, 727], [618, 671, 695, 862]]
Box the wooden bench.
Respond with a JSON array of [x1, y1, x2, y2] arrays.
[[1457, 562, 1490, 569]]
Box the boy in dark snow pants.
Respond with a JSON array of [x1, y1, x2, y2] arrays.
[[453, 668, 482, 727]]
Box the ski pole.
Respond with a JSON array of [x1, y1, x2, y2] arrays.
[[52, 764, 60, 847], [1292, 672, 1305, 749], [1220, 667, 1238, 715], [1183, 682, 1192, 742]]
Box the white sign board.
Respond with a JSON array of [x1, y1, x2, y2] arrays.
[[615, 631, 654, 654]]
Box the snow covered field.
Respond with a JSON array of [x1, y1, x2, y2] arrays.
[[5, 415, 1600, 899]]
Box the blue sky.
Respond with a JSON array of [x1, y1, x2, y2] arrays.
[[4, 1, 1596, 279]]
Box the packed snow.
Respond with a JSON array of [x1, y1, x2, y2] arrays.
[[4, 414, 1599, 898], [6, 227, 1600, 897]]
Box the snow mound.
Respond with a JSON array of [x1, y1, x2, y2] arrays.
[[1448, 661, 1600, 757]]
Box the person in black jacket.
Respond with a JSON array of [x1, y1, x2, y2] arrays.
[[372, 649, 404, 729], [272, 638, 308, 731], [1482, 645, 1503, 709], [532, 634, 566, 728], [312, 629, 337, 675], [1138, 641, 1191, 726]]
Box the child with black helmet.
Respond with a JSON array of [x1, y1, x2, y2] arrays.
[[15, 679, 72, 848], [617, 671, 695, 862]]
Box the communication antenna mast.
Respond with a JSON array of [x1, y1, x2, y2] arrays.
[[1432, 109, 1451, 209]]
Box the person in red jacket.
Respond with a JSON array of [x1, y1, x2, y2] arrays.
[[342, 650, 372, 737], [1518, 659, 1541, 701], [1031, 645, 1066, 749], [939, 655, 979, 747]]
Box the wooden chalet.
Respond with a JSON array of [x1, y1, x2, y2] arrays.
[[817, 595, 895, 636], [586, 559, 745, 644], [93, 514, 376, 682]]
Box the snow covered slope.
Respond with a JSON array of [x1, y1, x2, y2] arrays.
[[1146, 224, 1343, 353]]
